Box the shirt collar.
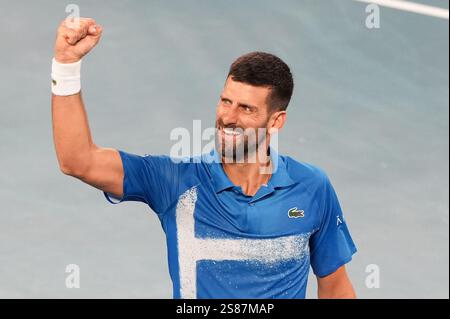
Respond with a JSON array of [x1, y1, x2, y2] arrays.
[[268, 147, 297, 188], [203, 149, 235, 193], [204, 147, 297, 194]]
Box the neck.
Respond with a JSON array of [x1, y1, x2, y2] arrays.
[[221, 149, 272, 196]]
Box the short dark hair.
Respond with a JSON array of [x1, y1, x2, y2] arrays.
[[227, 51, 294, 112]]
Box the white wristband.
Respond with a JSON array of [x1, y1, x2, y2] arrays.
[[51, 58, 82, 96]]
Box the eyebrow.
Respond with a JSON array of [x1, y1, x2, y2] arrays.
[[220, 95, 257, 109]]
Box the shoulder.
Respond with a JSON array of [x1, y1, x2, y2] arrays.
[[281, 155, 339, 219], [281, 155, 331, 188]]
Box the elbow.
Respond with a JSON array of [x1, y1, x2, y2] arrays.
[[59, 163, 76, 176], [59, 163, 79, 177], [56, 148, 95, 178], [58, 159, 90, 178]]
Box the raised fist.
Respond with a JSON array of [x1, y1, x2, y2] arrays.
[[54, 17, 102, 63]]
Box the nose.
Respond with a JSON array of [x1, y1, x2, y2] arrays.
[[220, 105, 239, 127]]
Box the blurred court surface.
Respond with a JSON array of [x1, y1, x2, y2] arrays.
[[0, 0, 448, 298]]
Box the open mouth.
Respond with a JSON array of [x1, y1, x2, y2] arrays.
[[222, 127, 243, 136]]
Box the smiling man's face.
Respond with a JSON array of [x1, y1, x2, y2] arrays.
[[215, 76, 276, 162]]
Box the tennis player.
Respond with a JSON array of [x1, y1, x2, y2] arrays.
[[52, 18, 357, 299]]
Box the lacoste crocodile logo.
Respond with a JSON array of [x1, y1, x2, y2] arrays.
[[288, 207, 305, 218]]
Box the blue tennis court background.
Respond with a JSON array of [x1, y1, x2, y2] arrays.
[[0, 0, 448, 298]]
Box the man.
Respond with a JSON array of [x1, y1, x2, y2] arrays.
[[52, 18, 357, 299]]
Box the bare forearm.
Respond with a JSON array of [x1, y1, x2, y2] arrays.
[[52, 92, 95, 175], [317, 265, 356, 299], [318, 283, 356, 299]]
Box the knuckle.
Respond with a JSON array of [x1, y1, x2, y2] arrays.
[[57, 28, 69, 38], [74, 29, 83, 37]]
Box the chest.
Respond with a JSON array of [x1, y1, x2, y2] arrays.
[[164, 184, 321, 238]]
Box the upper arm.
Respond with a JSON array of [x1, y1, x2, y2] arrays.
[[317, 265, 356, 299], [309, 172, 357, 277], [77, 146, 124, 198], [100, 150, 181, 215]]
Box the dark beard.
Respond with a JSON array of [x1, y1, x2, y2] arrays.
[[215, 128, 267, 164]]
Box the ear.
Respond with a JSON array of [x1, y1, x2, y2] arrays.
[[268, 111, 287, 134]]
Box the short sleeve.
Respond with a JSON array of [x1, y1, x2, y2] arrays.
[[309, 174, 357, 277], [104, 150, 180, 215]]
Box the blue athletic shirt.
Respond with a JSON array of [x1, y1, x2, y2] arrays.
[[104, 148, 357, 299]]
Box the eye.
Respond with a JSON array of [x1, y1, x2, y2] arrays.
[[221, 98, 231, 106], [241, 105, 253, 113]]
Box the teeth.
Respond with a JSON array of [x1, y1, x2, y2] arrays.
[[223, 128, 241, 136]]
